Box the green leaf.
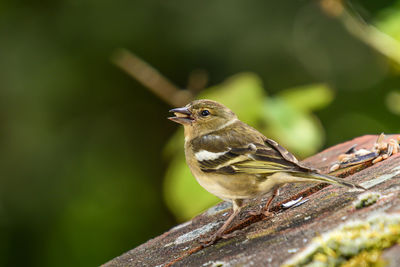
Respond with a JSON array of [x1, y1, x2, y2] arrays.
[[262, 97, 325, 158], [376, 2, 400, 42], [278, 83, 334, 112]]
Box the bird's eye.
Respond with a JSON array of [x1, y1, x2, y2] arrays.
[[201, 110, 210, 117]]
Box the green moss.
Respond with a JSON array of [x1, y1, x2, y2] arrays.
[[283, 213, 400, 267], [354, 192, 381, 209]]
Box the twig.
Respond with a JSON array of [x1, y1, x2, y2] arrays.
[[319, 0, 400, 66], [111, 49, 194, 107]]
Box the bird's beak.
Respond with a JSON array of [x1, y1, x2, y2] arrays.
[[168, 107, 194, 125]]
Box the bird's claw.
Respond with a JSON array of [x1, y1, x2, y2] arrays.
[[199, 234, 220, 247], [247, 207, 273, 218]]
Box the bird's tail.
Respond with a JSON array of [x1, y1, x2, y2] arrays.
[[292, 171, 366, 191]]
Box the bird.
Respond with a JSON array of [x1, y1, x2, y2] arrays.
[[168, 99, 365, 245]]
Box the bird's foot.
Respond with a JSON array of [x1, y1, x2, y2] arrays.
[[199, 229, 245, 247], [199, 233, 221, 247], [220, 229, 247, 239], [247, 207, 273, 218]]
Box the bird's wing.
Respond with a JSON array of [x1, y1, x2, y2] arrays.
[[191, 133, 307, 175], [200, 142, 306, 175]]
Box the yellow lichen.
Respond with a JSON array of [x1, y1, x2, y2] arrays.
[[341, 250, 386, 267], [282, 213, 400, 267]]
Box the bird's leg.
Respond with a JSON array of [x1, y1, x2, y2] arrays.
[[248, 186, 280, 217], [261, 187, 279, 216], [200, 199, 243, 247]]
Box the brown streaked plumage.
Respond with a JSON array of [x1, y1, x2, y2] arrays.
[[168, 99, 365, 246]]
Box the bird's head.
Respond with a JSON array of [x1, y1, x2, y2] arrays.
[[168, 99, 237, 136]]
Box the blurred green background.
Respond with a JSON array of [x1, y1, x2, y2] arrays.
[[1, 0, 400, 266]]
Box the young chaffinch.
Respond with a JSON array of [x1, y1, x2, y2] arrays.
[[168, 99, 364, 245]]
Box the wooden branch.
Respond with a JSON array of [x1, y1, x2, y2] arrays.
[[111, 49, 194, 107]]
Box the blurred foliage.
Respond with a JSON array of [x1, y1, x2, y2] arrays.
[[376, 1, 400, 41], [386, 90, 400, 115], [0, 0, 400, 267], [164, 74, 334, 221]]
